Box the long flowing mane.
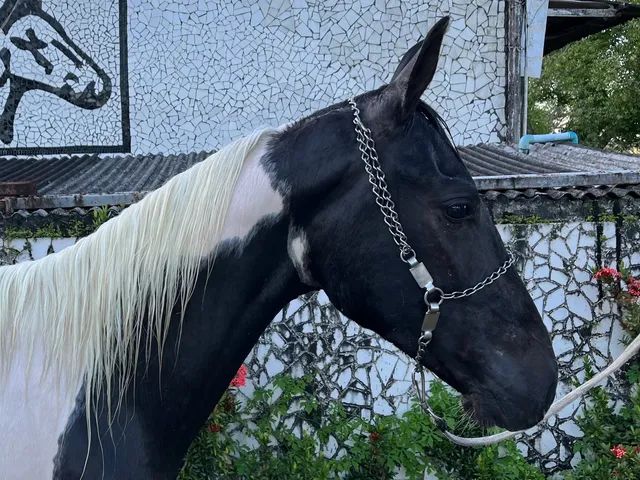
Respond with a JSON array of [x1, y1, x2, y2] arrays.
[[0, 128, 274, 414]]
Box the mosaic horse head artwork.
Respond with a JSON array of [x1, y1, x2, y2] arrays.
[[0, 18, 557, 479], [0, 0, 111, 144]]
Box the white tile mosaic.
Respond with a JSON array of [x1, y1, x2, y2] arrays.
[[125, 0, 506, 153]]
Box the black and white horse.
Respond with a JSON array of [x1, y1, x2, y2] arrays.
[[0, 18, 557, 479]]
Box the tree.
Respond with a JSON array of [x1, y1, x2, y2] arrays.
[[529, 13, 640, 151]]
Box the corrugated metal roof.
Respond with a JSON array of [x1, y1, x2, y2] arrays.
[[460, 143, 640, 176], [0, 151, 211, 195], [0, 142, 639, 211]]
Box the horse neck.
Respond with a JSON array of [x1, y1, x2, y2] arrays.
[[54, 151, 311, 479]]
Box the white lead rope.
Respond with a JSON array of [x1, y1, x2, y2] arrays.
[[440, 330, 640, 447]]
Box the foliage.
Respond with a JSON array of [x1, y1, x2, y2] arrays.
[[497, 213, 551, 225], [1, 206, 113, 246], [180, 374, 543, 480], [3, 220, 95, 242], [563, 365, 640, 480], [593, 266, 640, 338], [91, 206, 112, 229], [562, 268, 640, 479], [3, 227, 34, 241], [529, 12, 640, 151]]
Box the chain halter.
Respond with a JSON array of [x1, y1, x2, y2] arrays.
[[347, 96, 640, 447], [348, 98, 515, 435]]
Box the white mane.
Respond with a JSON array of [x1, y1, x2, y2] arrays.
[[0, 128, 275, 414]]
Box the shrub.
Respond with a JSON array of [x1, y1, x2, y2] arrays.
[[180, 372, 543, 480]]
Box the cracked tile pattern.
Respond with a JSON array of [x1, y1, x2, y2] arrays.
[[4, 0, 506, 153], [500, 222, 631, 473], [128, 0, 506, 153]]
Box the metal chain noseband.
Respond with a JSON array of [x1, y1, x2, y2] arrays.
[[349, 97, 515, 437], [441, 252, 515, 300]]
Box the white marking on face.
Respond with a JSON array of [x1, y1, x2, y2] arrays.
[[288, 229, 317, 286], [0, 338, 82, 479], [221, 143, 284, 243]]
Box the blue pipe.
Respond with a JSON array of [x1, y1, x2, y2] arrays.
[[518, 131, 579, 153]]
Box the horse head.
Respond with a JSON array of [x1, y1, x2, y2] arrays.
[[0, 0, 111, 143], [272, 17, 557, 431]]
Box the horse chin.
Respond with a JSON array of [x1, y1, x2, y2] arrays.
[[461, 391, 544, 431], [461, 391, 519, 430], [58, 80, 107, 108], [461, 393, 498, 429]]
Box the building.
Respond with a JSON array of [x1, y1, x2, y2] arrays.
[[2, 0, 640, 475]]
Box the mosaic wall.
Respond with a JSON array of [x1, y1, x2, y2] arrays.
[[2, 213, 637, 476], [1, 0, 507, 155], [0, 0, 127, 155]]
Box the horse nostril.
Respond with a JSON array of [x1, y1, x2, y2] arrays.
[[64, 72, 79, 83]]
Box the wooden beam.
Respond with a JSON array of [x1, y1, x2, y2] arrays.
[[505, 0, 525, 144], [548, 8, 617, 17], [0, 181, 37, 197]]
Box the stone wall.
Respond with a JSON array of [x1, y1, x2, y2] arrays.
[[2, 198, 638, 476], [0, 0, 506, 156]]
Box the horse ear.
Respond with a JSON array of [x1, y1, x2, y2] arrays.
[[389, 17, 449, 118]]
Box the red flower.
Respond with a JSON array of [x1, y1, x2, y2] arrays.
[[369, 431, 381, 443], [208, 423, 222, 433], [230, 364, 247, 387], [594, 267, 622, 281], [611, 445, 626, 459], [626, 276, 640, 297]]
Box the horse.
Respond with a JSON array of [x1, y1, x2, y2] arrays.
[[0, 0, 112, 144], [0, 17, 557, 479]]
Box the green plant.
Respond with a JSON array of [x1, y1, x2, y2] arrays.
[[563, 365, 640, 480], [558, 258, 640, 480], [529, 11, 640, 151], [593, 266, 640, 338], [180, 374, 543, 480], [497, 213, 550, 225], [2, 220, 96, 241], [92, 206, 112, 228], [67, 220, 94, 238], [3, 227, 33, 241], [34, 225, 62, 238]]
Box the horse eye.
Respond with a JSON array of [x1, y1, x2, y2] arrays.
[[445, 203, 471, 220]]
